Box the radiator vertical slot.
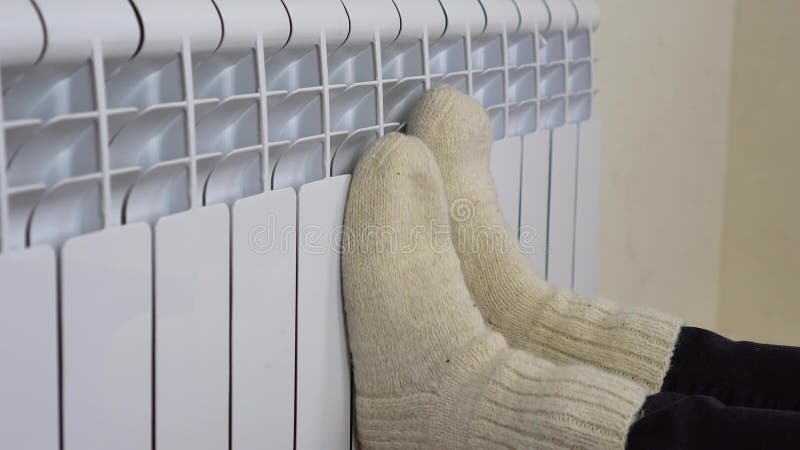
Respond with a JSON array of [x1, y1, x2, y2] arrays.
[[230, 189, 297, 450], [0, 247, 60, 450], [154, 204, 230, 450], [56, 42, 153, 450], [573, 118, 601, 296], [153, 38, 231, 450], [295, 29, 353, 450], [519, 129, 551, 276], [295, 176, 352, 450], [60, 225, 152, 450], [488, 24, 524, 234], [490, 137, 524, 233], [0, 62, 8, 253], [224, 32, 298, 450], [546, 124, 578, 288]]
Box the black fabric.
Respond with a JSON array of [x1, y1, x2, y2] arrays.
[[663, 326, 800, 410], [627, 392, 800, 450], [625, 327, 800, 449]]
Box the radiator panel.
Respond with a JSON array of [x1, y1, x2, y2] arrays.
[[547, 124, 579, 289], [295, 176, 352, 450], [0, 247, 60, 450], [520, 129, 551, 276], [231, 189, 297, 450], [154, 206, 231, 450], [61, 225, 152, 450]]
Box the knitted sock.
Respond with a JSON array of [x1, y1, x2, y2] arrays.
[[343, 132, 647, 449], [407, 85, 683, 393]]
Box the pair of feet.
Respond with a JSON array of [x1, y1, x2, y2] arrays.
[[342, 86, 683, 448]]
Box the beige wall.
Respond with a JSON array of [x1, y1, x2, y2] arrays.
[[718, 1, 800, 345], [594, 0, 800, 344], [593, 0, 736, 330]]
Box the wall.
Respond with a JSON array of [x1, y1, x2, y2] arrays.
[[718, 0, 800, 345], [593, 0, 737, 329]]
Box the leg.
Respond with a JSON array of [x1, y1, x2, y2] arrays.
[[663, 327, 800, 410], [627, 391, 800, 450]]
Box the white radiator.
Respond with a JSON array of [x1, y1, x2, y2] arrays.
[[0, 0, 602, 449]]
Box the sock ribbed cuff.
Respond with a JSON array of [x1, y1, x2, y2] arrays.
[[499, 291, 684, 393], [356, 334, 648, 449]]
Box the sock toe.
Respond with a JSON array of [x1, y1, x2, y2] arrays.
[[351, 132, 438, 188], [343, 131, 486, 397], [408, 85, 492, 165]]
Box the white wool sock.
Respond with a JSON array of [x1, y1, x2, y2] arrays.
[[342, 132, 647, 449], [407, 86, 683, 393]]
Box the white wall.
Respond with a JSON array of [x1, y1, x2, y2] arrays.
[[593, 0, 737, 330], [718, 0, 800, 345]]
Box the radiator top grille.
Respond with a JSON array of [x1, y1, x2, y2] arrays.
[[0, 29, 595, 251]]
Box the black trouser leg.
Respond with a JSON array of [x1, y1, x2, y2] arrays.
[[627, 392, 800, 450], [662, 326, 800, 410], [627, 327, 800, 449]]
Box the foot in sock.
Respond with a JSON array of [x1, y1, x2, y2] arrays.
[[407, 86, 683, 392], [342, 132, 647, 449]]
